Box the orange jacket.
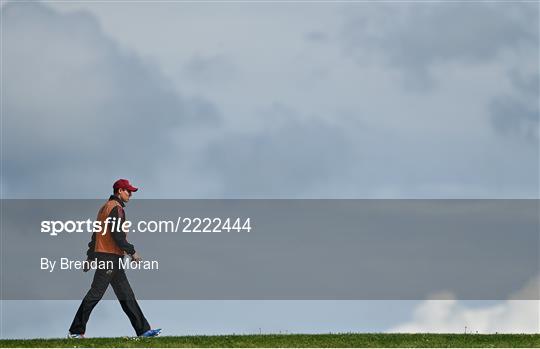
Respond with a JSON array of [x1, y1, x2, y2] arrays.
[[87, 196, 135, 257]]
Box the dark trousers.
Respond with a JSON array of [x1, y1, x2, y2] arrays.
[[69, 254, 150, 336]]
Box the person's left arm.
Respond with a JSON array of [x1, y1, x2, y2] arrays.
[[109, 205, 136, 255]]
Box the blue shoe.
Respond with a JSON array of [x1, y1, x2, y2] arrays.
[[140, 328, 161, 338], [67, 333, 85, 339]]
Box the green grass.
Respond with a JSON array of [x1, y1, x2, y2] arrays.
[[1, 333, 539, 348]]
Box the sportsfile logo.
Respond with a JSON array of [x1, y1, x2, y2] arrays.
[[41, 217, 129, 236], [41, 217, 253, 236]]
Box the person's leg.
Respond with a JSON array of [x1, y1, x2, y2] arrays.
[[69, 268, 112, 335], [110, 268, 151, 336]]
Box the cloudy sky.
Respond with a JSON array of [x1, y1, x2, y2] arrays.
[[1, 0, 539, 338]]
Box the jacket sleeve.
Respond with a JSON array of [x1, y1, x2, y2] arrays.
[[109, 205, 136, 255], [86, 232, 96, 259]]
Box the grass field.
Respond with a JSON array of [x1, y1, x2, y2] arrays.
[[1, 333, 539, 348]]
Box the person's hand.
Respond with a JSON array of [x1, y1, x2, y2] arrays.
[[131, 252, 142, 262]]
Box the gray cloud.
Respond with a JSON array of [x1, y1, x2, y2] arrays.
[[490, 72, 539, 142], [340, 2, 539, 145], [490, 97, 539, 142], [304, 31, 327, 43], [341, 2, 538, 85], [2, 1, 538, 200], [182, 54, 238, 84], [204, 104, 355, 197], [202, 101, 538, 198], [2, 2, 218, 198]]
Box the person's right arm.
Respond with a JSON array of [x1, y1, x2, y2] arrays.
[[86, 232, 96, 259]]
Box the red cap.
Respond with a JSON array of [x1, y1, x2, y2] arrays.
[[113, 179, 138, 192]]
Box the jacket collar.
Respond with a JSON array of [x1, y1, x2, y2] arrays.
[[109, 195, 126, 207]]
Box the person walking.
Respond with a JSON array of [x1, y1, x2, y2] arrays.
[[68, 179, 161, 338]]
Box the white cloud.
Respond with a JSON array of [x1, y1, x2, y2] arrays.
[[390, 277, 539, 334]]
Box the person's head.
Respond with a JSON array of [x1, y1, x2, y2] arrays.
[[113, 179, 138, 203]]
